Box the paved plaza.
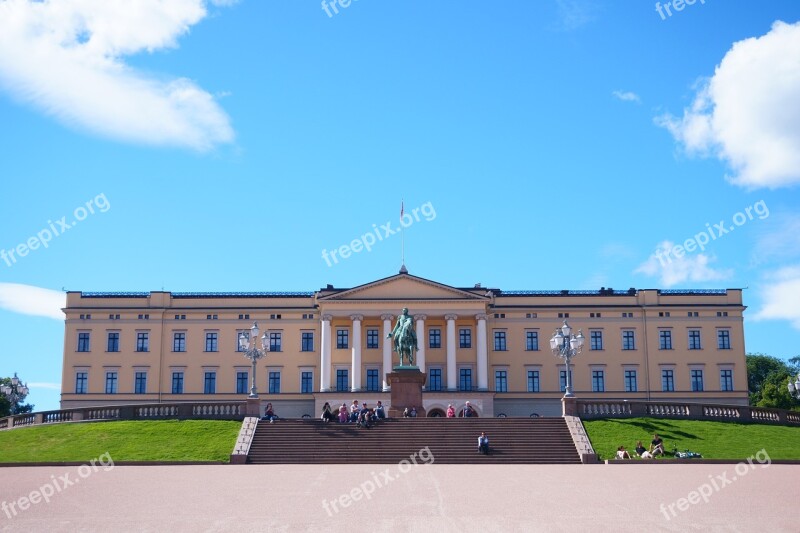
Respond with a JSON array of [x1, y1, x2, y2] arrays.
[[0, 463, 796, 532]]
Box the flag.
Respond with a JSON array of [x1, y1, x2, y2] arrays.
[[400, 200, 404, 219]]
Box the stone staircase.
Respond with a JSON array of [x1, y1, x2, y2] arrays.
[[247, 417, 582, 464]]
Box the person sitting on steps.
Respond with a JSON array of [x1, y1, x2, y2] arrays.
[[478, 432, 490, 455]]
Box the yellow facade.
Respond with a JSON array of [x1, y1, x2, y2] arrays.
[[60, 272, 748, 416]]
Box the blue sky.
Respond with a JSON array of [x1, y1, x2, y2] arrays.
[[1, 0, 799, 411]]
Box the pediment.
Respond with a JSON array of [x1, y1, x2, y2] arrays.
[[319, 274, 488, 302]]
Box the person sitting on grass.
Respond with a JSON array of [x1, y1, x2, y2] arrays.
[[635, 440, 653, 459], [616, 445, 631, 459], [650, 433, 665, 456]]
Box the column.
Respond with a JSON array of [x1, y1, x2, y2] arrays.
[[476, 313, 489, 391], [320, 314, 332, 392], [381, 314, 393, 391], [446, 314, 458, 391], [350, 315, 363, 392], [414, 314, 427, 376]]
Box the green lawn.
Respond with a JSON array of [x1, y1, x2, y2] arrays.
[[0, 420, 242, 463], [583, 417, 800, 461]]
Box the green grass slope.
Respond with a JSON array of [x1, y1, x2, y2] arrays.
[[583, 417, 800, 461], [0, 420, 241, 463]]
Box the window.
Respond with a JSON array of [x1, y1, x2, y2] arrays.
[[336, 329, 349, 349], [622, 312, 633, 318], [105, 371, 118, 394], [366, 329, 379, 349], [172, 372, 184, 394], [590, 313, 602, 318], [688, 330, 702, 350], [269, 332, 281, 352], [302, 313, 315, 320], [269, 314, 282, 320], [494, 331, 507, 351], [77, 332, 91, 352], [109, 314, 119, 320], [688, 311, 699, 317], [558, 313, 570, 318], [236, 372, 249, 394], [134, 372, 147, 394], [720, 369, 733, 391], [366, 369, 380, 392], [495, 370, 508, 392], [717, 311, 728, 317], [590, 331, 603, 350], [205, 332, 218, 352], [494, 313, 505, 319], [301, 371, 313, 394], [175, 314, 186, 320], [459, 328, 472, 348], [80, 314, 92, 320], [173, 332, 186, 352], [301, 332, 314, 352], [238, 314, 250, 320], [591, 370, 605, 392], [107, 332, 119, 352], [459, 368, 473, 391], [658, 311, 670, 317], [336, 369, 348, 391], [526, 331, 539, 351], [717, 330, 731, 350], [691, 369, 704, 391], [206, 314, 218, 320], [659, 330, 672, 350], [559, 370, 573, 392], [75, 372, 88, 394], [428, 368, 442, 391], [268, 371, 281, 394], [526, 313, 538, 319], [624, 370, 637, 392], [136, 332, 149, 352], [429, 328, 441, 349], [527, 370, 540, 392], [236, 331, 249, 352], [661, 369, 674, 392], [138, 314, 149, 320], [622, 330, 635, 350], [204, 372, 216, 394]]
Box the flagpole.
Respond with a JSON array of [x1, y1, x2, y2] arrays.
[[400, 199, 406, 272]]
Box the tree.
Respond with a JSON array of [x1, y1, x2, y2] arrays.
[[746, 353, 799, 410]]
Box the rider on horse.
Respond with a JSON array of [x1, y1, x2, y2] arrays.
[[387, 308, 418, 366]]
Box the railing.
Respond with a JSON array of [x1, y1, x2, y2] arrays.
[[0, 401, 247, 431], [577, 400, 800, 426]]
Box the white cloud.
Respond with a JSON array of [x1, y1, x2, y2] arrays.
[[0, 283, 64, 320], [656, 21, 800, 189], [612, 90, 640, 104], [554, 0, 596, 31], [752, 266, 800, 329], [0, 0, 234, 151], [634, 241, 733, 287], [26, 382, 62, 391]]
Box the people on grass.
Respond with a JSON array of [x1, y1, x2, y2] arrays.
[[650, 433, 665, 456], [616, 445, 631, 459], [635, 440, 653, 459]]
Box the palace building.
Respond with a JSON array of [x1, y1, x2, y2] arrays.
[[60, 271, 749, 417]]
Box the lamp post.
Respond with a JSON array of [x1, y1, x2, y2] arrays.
[[788, 374, 800, 400], [549, 320, 585, 398], [1, 372, 29, 415], [239, 322, 269, 399]]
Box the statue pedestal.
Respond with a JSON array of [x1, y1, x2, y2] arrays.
[[387, 369, 426, 418]]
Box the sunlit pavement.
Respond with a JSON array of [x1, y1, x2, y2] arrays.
[[0, 463, 796, 532]]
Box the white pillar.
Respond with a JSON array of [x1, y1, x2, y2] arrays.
[[476, 313, 489, 391], [381, 314, 393, 391], [320, 314, 332, 392], [414, 314, 427, 376], [446, 314, 458, 391], [350, 314, 363, 392]]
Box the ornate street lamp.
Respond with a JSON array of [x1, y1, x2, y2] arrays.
[[788, 374, 800, 400], [238, 322, 269, 398], [1, 372, 29, 414], [549, 320, 585, 398]]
